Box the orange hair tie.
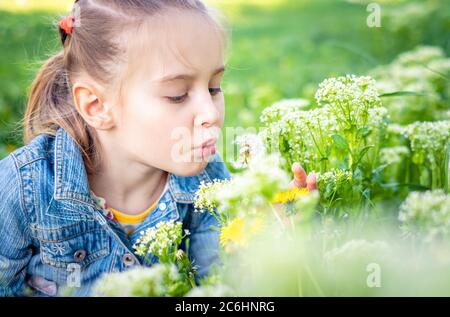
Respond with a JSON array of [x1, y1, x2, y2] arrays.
[[59, 16, 75, 35]]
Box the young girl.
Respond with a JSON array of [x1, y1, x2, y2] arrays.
[[0, 0, 315, 297]]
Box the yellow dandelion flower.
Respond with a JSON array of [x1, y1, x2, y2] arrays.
[[220, 217, 247, 250], [272, 187, 309, 204], [220, 217, 265, 252]]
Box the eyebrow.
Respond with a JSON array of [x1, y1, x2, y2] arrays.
[[156, 66, 226, 83]]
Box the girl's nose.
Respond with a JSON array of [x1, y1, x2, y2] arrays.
[[194, 93, 221, 128]]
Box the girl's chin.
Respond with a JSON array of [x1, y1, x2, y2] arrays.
[[168, 148, 217, 176], [170, 160, 209, 177]]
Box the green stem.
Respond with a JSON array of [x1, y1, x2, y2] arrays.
[[270, 203, 286, 230], [303, 261, 325, 296], [305, 123, 325, 158]]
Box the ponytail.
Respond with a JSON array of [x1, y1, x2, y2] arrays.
[[23, 51, 100, 175], [24, 51, 68, 142]]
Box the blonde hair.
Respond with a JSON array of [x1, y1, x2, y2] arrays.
[[23, 0, 228, 175]]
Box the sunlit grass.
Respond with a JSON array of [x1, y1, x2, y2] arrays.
[[0, 0, 73, 12]]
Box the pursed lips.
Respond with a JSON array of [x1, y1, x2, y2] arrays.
[[198, 138, 217, 149]]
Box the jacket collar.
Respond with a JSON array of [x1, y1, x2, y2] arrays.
[[53, 127, 211, 206]]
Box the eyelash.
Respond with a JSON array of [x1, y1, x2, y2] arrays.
[[167, 87, 222, 104]]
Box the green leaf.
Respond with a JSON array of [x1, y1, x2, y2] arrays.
[[373, 164, 388, 174], [332, 133, 349, 152], [362, 188, 371, 201], [379, 91, 427, 98], [353, 145, 374, 167], [357, 126, 371, 138]]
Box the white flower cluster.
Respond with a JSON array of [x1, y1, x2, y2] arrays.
[[92, 264, 184, 297], [260, 98, 311, 124], [316, 169, 353, 199], [260, 105, 337, 172], [367, 106, 389, 132], [397, 46, 446, 66], [380, 146, 410, 165], [133, 220, 187, 259], [315, 75, 382, 117], [386, 123, 407, 136], [403, 120, 450, 165], [194, 178, 229, 213], [316, 168, 353, 181], [399, 190, 450, 242]]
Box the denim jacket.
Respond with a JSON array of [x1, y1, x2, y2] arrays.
[[0, 127, 231, 297]]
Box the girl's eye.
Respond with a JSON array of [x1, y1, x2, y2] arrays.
[[209, 87, 222, 96], [167, 93, 188, 104], [167, 88, 222, 103]]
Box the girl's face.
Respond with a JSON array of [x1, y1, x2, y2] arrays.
[[109, 9, 226, 176]]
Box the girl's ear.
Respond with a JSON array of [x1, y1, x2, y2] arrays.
[[72, 83, 116, 130]]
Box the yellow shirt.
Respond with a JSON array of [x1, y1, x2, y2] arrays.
[[91, 179, 169, 237], [109, 201, 158, 237]]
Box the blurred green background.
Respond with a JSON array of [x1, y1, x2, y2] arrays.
[[0, 0, 449, 158]]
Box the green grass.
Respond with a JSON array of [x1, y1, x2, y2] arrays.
[[0, 0, 448, 158]]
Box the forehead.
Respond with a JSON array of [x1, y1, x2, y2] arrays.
[[127, 8, 226, 84]]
